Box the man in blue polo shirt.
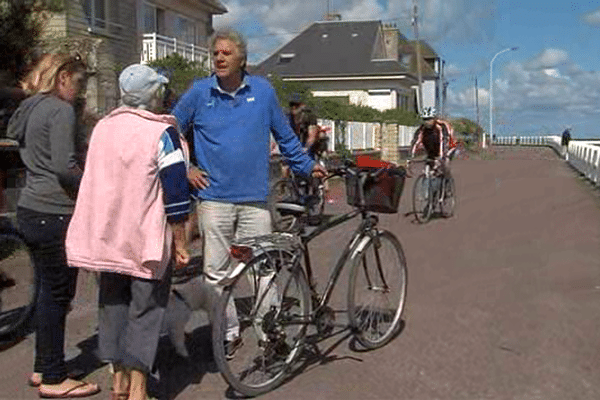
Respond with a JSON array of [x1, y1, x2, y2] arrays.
[[172, 28, 325, 355]]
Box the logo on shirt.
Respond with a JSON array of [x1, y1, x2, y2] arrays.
[[206, 99, 215, 107], [247, 97, 255, 102]]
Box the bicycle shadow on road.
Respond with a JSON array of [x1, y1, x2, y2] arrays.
[[404, 210, 451, 225], [223, 319, 407, 399]]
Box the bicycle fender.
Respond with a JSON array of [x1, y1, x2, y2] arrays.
[[350, 235, 371, 259], [218, 262, 247, 286]]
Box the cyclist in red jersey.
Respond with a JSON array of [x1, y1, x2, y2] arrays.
[[409, 117, 457, 175]]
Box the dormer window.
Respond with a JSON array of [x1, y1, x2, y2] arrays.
[[279, 53, 295, 63]]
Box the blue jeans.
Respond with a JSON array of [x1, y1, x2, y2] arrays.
[[17, 207, 78, 385]]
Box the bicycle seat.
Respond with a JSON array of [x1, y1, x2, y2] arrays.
[[274, 201, 306, 217]]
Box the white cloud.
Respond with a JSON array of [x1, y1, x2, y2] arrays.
[[412, 0, 495, 44], [340, 0, 386, 21], [448, 51, 600, 135], [214, 0, 496, 63], [443, 63, 462, 78], [525, 49, 569, 70], [542, 69, 562, 79], [582, 8, 600, 26]]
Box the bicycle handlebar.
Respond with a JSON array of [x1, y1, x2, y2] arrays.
[[326, 160, 390, 181]]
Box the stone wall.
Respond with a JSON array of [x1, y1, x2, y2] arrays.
[[381, 123, 400, 164]]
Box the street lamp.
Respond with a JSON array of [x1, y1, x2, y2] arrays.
[[486, 47, 518, 148]]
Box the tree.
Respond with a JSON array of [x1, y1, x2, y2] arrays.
[[147, 53, 209, 99], [268, 74, 314, 108], [266, 74, 421, 126], [380, 107, 421, 126], [451, 117, 483, 149], [0, 0, 54, 83]]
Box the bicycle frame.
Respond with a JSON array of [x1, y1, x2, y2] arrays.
[[298, 209, 379, 316], [239, 208, 380, 326], [411, 159, 446, 215]]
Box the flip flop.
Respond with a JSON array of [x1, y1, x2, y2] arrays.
[[38, 381, 100, 398], [29, 369, 86, 388]]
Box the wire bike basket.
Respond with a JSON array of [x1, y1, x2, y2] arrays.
[[345, 157, 407, 213]]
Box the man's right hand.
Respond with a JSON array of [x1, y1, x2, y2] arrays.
[[188, 166, 209, 190]]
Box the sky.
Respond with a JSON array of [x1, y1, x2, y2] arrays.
[[213, 1, 600, 139]]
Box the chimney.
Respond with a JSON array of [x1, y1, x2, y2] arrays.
[[383, 24, 398, 60], [324, 13, 342, 21]]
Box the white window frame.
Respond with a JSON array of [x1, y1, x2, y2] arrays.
[[83, 0, 124, 34], [143, 2, 157, 34], [173, 14, 197, 45]]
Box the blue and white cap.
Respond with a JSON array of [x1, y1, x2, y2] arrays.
[[119, 64, 168, 107]]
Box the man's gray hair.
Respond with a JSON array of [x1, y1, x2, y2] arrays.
[[210, 28, 248, 70]]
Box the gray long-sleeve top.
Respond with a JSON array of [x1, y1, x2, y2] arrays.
[[7, 94, 83, 214]]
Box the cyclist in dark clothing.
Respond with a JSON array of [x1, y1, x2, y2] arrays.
[[409, 117, 457, 176]]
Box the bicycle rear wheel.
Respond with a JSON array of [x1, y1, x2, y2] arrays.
[[347, 230, 407, 349], [212, 249, 310, 397], [441, 175, 456, 218], [0, 230, 37, 340], [412, 174, 432, 223]]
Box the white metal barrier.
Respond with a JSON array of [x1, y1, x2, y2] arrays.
[[317, 119, 417, 152], [493, 135, 600, 188], [141, 33, 210, 68], [568, 141, 600, 186]]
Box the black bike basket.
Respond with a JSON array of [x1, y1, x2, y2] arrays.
[[345, 167, 407, 213]]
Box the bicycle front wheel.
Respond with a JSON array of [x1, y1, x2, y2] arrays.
[[0, 230, 37, 340], [412, 174, 432, 223], [347, 230, 407, 349], [212, 249, 310, 397], [270, 178, 301, 233], [441, 175, 456, 218]]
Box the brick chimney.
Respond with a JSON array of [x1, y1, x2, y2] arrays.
[[383, 24, 399, 60]]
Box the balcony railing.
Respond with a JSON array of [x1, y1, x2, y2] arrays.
[[142, 33, 210, 68]]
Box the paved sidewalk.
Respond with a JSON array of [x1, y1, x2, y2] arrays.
[[2, 146, 600, 399]]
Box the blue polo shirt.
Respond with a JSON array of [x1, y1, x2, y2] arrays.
[[173, 74, 314, 203]]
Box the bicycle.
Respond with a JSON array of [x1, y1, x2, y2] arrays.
[[212, 162, 408, 396], [409, 159, 456, 224], [270, 169, 325, 232], [0, 215, 37, 343], [270, 137, 329, 232]]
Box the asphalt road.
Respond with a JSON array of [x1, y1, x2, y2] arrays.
[[2, 146, 600, 400]]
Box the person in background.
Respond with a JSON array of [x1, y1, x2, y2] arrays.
[[561, 127, 571, 160], [171, 28, 325, 356], [288, 94, 320, 155], [66, 64, 190, 400], [7, 52, 100, 398]]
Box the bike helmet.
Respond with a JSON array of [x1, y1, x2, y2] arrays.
[[420, 106, 436, 120]]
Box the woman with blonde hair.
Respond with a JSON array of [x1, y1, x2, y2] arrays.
[[7, 52, 100, 398]]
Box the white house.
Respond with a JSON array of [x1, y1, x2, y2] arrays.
[[255, 20, 440, 115]]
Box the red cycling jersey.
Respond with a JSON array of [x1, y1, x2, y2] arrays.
[[410, 119, 456, 161]]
